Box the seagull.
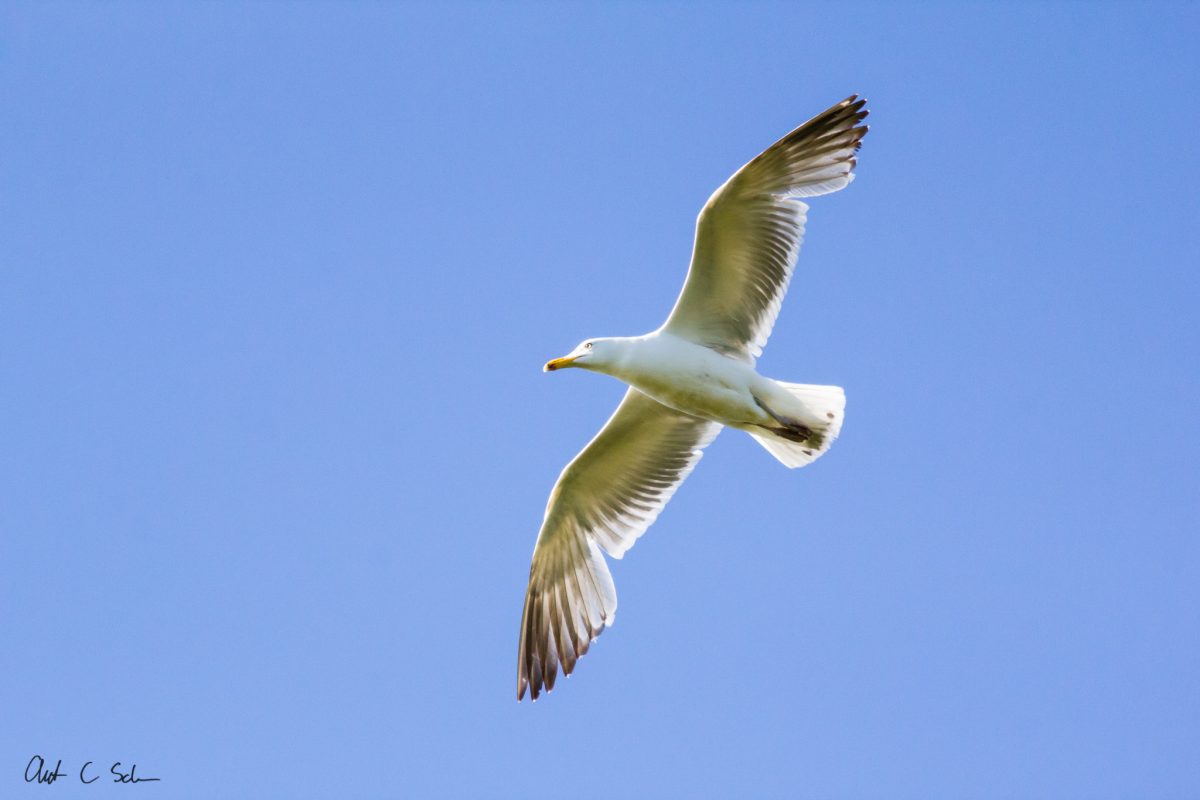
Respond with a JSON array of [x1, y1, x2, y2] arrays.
[[518, 96, 868, 701]]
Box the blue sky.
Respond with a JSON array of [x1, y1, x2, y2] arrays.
[[2, 2, 1197, 798]]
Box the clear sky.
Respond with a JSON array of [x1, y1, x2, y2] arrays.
[[2, 3, 1197, 798]]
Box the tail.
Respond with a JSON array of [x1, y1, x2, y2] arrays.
[[749, 382, 846, 469]]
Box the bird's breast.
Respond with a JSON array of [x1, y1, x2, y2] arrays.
[[616, 340, 768, 426]]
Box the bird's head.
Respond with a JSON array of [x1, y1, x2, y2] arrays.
[[544, 338, 617, 373]]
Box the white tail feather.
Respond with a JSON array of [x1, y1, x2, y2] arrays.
[[750, 382, 845, 469]]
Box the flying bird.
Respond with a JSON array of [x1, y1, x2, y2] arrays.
[[518, 96, 868, 700]]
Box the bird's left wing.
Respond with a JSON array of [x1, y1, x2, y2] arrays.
[[518, 388, 721, 700], [662, 96, 868, 361]]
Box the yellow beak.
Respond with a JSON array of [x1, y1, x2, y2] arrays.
[[544, 355, 578, 372]]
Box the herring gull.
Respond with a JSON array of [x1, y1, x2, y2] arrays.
[[518, 96, 869, 700]]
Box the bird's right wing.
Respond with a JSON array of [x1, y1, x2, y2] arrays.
[[518, 388, 721, 700]]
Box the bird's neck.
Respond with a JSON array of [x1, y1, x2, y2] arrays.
[[591, 335, 651, 383]]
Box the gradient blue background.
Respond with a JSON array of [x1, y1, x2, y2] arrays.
[[3, 3, 1197, 798]]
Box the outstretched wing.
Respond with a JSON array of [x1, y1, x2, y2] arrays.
[[518, 389, 721, 700], [663, 96, 868, 361]]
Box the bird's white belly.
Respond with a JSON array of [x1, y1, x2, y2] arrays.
[[616, 337, 770, 427]]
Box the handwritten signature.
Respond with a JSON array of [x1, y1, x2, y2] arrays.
[[25, 755, 160, 785]]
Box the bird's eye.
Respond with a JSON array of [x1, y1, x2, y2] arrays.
[[585, 342, 593, 350]]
